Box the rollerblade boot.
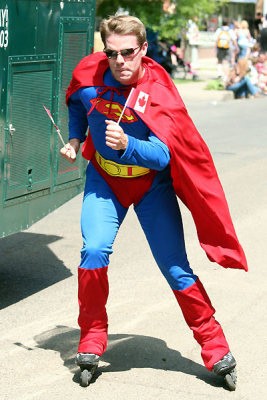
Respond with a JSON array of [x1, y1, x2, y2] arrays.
[[76, 353, 100, 387], [213, 351, 237, 391]]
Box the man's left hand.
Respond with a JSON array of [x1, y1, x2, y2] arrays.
[[105, 120, 128, 151]]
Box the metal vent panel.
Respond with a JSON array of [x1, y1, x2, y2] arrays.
[[56, 21, 90, 185], [5, 61, 54, 200]]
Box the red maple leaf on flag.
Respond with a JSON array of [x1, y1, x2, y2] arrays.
[[138, 95, 146, 108]]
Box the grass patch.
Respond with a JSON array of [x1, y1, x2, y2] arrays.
[[172, 78, 204, 84], [205, 79, 224, 90]]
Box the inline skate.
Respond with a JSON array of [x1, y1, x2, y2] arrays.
[[213, 351, 237, 391], [76, 353, 100, 387]]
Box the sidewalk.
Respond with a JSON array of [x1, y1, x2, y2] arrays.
[[1, 87, 266, 400], [175, 58, 234, 103]]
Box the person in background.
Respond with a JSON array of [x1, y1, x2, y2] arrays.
[[225, 57, 259, 98], [247, 57, 259, 91], [214, 20, 237, 81], [259, 14, 267, 53], [255, 53, 267, 94], [232, 21, 241, 63], [186, 16, 199, 69], [254, 12, 263, 39], [236, 20, 253, 59]]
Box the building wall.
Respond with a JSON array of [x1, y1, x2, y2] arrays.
[[256, 0, 263, 14]]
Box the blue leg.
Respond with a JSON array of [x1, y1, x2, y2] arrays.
[[134, 168, 197, 291]]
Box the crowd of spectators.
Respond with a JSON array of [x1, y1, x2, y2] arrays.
[[215, 16, 267, 99]]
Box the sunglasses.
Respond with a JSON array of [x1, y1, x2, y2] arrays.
[[103, 46, 141, 60]]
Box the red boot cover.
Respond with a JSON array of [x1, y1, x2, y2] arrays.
[[77, 267, 109, 355], [173, 279, 230, 371]]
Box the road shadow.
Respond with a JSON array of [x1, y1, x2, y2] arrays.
[[33, 325, 225, 389], [0, 232, 72, 309]]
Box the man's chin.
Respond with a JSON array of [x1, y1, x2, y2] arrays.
[[113, 71, 133, 85], [117, 76, 132, 85]]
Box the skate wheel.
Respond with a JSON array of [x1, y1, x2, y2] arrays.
[[81, 369, 92, 387], [225, 370, 237, 391]]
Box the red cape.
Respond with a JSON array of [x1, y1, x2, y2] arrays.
[[66, 52, 248, 271]]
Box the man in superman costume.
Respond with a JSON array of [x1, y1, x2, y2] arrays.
[[61, 15, 247, 388]]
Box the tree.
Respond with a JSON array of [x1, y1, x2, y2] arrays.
[[96, 0, 228, 41], [96, 0, 164, 28]]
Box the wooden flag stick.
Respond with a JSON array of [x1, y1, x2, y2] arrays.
[[43, 105, 66, 146]]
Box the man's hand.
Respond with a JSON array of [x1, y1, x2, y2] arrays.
[[60, 138, 80, 164], [105, 120, 128, 151]]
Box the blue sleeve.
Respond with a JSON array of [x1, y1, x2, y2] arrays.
[[119, 132, 170, 171], [68, 91, 88, 142]]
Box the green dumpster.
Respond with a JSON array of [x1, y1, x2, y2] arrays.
[[0, 0, 96, 238]]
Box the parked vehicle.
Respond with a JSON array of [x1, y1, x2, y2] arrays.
[[0, 0, 96, 238]]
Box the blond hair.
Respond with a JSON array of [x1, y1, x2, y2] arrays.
[[240, 20, 249, 29], [100, 15, 147, 47]]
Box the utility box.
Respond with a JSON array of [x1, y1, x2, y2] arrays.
[[0, 0, 96, 238]]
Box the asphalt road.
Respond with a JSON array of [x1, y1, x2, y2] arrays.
[[0, 94, 266, 400]]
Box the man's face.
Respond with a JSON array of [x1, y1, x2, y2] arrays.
[[105, 33, 147, 85]]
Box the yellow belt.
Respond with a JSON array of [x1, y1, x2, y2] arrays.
[[95, 151, 150, 178]]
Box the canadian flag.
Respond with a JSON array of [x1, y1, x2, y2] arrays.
[[126, 88, 150, 113]]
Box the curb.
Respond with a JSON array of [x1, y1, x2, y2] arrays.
[[174, 61, 235, 102], [175, 80, 234, 103]]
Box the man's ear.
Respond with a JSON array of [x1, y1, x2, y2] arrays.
[[141, 42, 148, 56]]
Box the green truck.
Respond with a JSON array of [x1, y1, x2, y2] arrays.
[[0, 0, 96, 238]]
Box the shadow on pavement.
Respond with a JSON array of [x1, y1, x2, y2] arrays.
[[0, 232, 72, 309], [33, 325, 225, 389]]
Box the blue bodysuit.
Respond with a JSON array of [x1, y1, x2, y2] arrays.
[[68, 67, 230, 371]]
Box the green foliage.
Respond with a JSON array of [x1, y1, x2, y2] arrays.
[[205, 79, 225, 91], [157, 13, 184, 41], [96, 0, 164, 27], [96, 0, 228, 41], [158, 0, 228, 40]]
